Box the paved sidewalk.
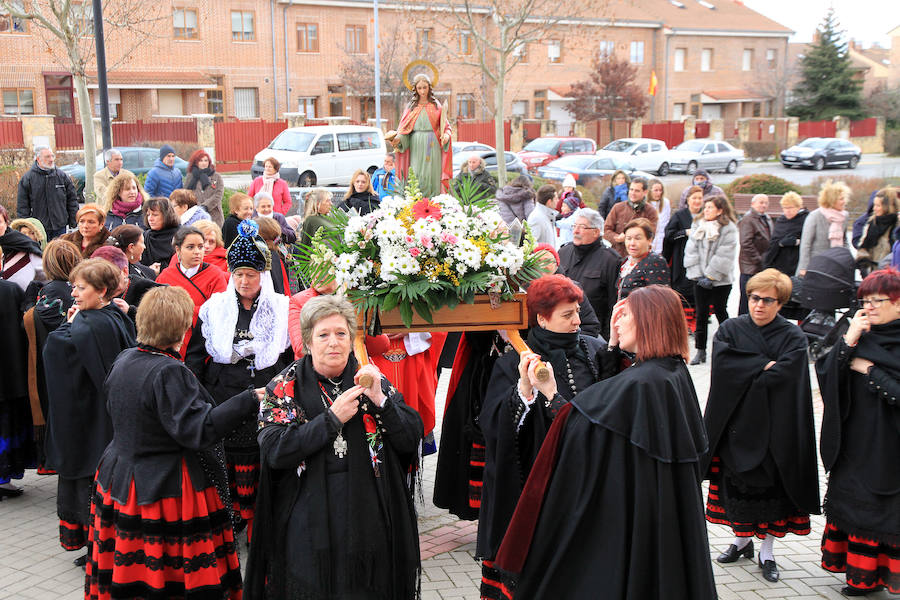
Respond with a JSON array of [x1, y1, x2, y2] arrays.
[[0, 363, 878, 599]]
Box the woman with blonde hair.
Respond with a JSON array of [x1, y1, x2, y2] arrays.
[[192, 220, 229, 274], [797, 180, 850, 276], [337, 169, 379, 215], [764, 191, 809, 277], [61, 203, 111, 259], [856, 187, 898, 276], [102, 172, 146, 230]]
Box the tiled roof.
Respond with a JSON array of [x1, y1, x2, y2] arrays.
[[604, 0, 793, 34], [86, 71, 216, 88], [702, 89, 770, 101]]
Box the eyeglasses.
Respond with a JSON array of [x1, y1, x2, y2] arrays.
[[748, 294, 779, 306], [862, 298, 892, 307], [572, 225, 598, 231]]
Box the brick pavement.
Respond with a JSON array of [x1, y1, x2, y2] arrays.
[[0, 361, 881, 600]]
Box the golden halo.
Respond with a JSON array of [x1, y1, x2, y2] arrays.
[[402, 60, 439, 91]]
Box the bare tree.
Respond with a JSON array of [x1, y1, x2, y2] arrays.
[[566, 52, 649, 142], [0, 0, 165, 201], [753, 59, 800, 117], [398, 0, 609, 186]]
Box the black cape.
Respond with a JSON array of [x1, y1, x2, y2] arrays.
[[702, 315, 820, 516], [43, 304, 136, 478], [493, 357, 716, 600], [476, 333, 604, 561], [817, 320, 900, 542], [141, 226, 177, 270], [0, 280, 35, 478]]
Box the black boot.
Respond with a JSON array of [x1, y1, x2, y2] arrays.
[[690, 349, 707, 365], [716, 540, 753, 563]]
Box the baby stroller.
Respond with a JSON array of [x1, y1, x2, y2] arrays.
[[795, 247, 858, 360]]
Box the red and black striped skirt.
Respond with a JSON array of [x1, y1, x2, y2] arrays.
[[705, 456, 811, 538], [822, 521, 900, 593], [84, 462, 242, 600], [481, 559, 514, 600], [225, 451, 258, 539]]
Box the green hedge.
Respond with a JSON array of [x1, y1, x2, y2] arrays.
[[723, 173, 802, 197]]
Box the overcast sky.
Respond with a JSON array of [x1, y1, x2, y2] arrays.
[[741, 0, 897, 47]]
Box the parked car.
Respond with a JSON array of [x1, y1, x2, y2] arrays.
[[536, 154, 654, 186], [663, 139, 744, 175], [250, 125, 386, 186], [60, 146, 189, 199], [517, 137, 596, 172], [452, 150, 530, 179], [596, 137, 671, 175], [452, 141, 496, 172], [780, 137, 861, 170]]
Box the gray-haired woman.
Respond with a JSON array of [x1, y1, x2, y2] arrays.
[[245, 295, 423, 599], [299, 188, 336, 249]]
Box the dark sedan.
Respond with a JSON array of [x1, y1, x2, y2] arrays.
[[780, 138, 861, 170], [536, 154, 653, 186], [452, 150, 530, 179], [60, 146, 189, 198]]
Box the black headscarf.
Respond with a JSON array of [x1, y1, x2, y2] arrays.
[[0, 228, 42, 257]]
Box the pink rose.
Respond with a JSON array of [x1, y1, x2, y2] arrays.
[[440, 232, 458, 244], [409, 247, 421, 257], [420, 236, 433, 248]]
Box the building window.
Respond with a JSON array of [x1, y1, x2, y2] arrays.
[[44, 74, 74, 122], [346, 25, 366, 54], [674, 48, 686, 71], [0, 2, 27, 33], [72, 2, 94, 35], [701, 48, 713, 71], [458, 30, 472, 55], [629, 41, 644, 64], [207, 77, 224, 118], [547, 40, 561, 64], [672, 102, 685, 119], [234, 87, 259, 119], [457, 94, 474, 119], [328, 85, 345, 116], [534, 90, 546, 119], [764, 99, 773, 117], [512, 100, 528, 116], [416, 28, 432, 54], [2, 88, 33, 114], [752, 102, 761, 117], [597, 40, 614, 57], [93, 87, 120, 119], [298, 96, 317, 118], [742, 49, 753, 71], [231, 11, 254, 42], [766, 48, 777, 69], [297, 23, 318, 52], [173, 8, 198, 40], [513, 40, 528, 63]]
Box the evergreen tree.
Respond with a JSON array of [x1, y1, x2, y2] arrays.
[[787, 9, 865, 120]]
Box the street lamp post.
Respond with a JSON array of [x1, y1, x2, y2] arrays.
[[374, 0, 382, 128], [92, 0, 111, 152]]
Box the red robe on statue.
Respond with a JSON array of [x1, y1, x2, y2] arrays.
[[369, 332, 447, 437], [156, 261, 228, 357]]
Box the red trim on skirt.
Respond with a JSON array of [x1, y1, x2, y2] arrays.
[[227, 457, 258, 541], [84, 462, 242, 600], [481, 559, 514, 600], [705, 457, 811, 539], [822, 521, 900, 593], [59, 518, 88, 551]]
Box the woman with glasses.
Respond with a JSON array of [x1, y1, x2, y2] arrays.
[[702, 269, 820, 584], [818, 268, 900, 596]]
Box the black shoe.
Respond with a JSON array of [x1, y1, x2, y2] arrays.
[[759, 558, 779, 583], [73, 553, 87, 567], [716, 540, 754, 563], [842, 585, 884, 596], [0, 486, 24, 500], [689, 350, 707, 365]]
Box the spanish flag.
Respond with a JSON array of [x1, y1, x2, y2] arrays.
[[648, 70, 658, 96]]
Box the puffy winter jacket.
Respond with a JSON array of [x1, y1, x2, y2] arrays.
[[144, 159, 183, 198], [16, 162, 79, 231]]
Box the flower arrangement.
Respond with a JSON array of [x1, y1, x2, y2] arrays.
[[296, 174, 547, 327]]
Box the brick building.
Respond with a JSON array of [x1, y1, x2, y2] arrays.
[[1, 0, 792, 132]]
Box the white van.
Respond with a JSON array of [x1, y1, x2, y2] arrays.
[[250, 125, 387, 186]]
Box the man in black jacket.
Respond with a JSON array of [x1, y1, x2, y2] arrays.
[[558, 208, 621, 339], [16, 147, 78, 240]]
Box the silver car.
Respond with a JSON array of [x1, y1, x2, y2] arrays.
[[664, 139, 744, 175]]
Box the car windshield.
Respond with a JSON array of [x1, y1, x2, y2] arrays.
[[798, 138, 829, 149], [602, 140, 637, 153], [675, 141, 705, 153], [547, 155, 596, 169], [523, 139, 561, 153], [268, 130, 315, 152]]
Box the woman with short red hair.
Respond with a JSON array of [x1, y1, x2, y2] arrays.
[[491, 285, 716, 600], [478, 274, 608, 598], [184, 149, 225, 226]]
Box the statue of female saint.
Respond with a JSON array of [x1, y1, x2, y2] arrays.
[[389, 73, 452, 198]]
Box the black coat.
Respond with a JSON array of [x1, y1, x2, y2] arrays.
[[43, 304, 136, 479], [493, 357, 716, 600], [817, 321, 900, 543], [558, 240, 621, 339], [764, 209, 809, 276], [16, 161, 79, 231], [97, 347, 258, 505], [223, 214, 241, 249], [702, 315, 820, 516], [451, 167, 497, 199], [0, 280, 27, 402], [338, 191, 380, 215], [663, 207, 697, 302], [141, 226, 177, 271]]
